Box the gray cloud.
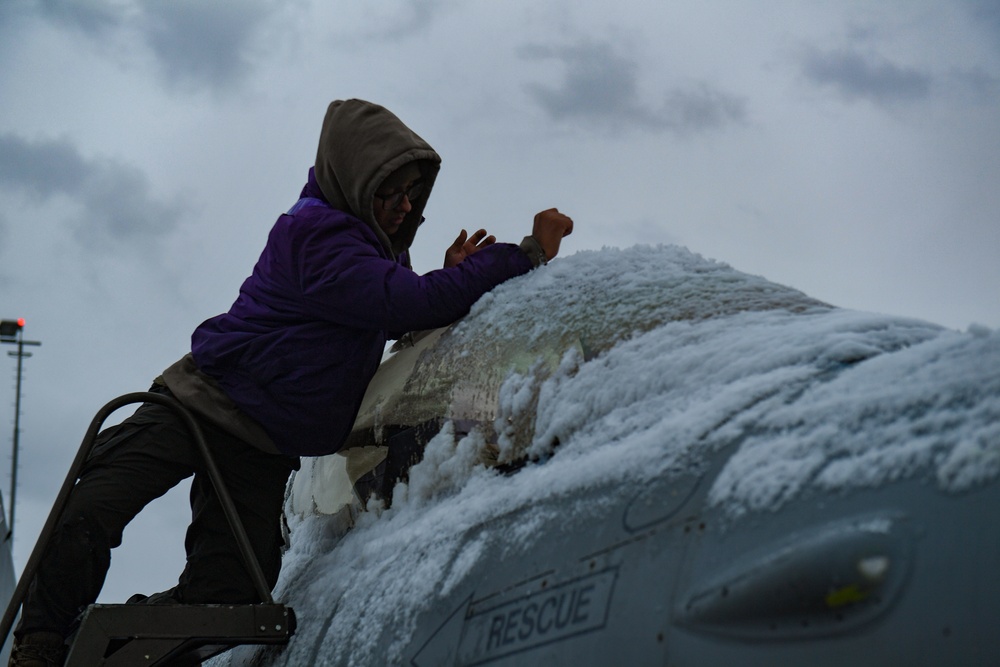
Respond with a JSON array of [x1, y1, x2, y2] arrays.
[[35, 0, 125, 34], [138, 0, 278, 91], [0, 133, 86, 196], [0, 133, 184, 249], [800, 48, 932, 106], [326, 0, 447, 49], [945, 65, 1000, 105], [0, 213, 7, 258], [0, 0, 124, 36], [376, 0, 444, 41], [952, 1, 1000, 102], [0, 0, 277, 93], [966, 0, 1000, 51], [520, 40, 746, 135]]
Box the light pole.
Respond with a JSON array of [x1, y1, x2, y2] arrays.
[[1, 318, 41, 543]]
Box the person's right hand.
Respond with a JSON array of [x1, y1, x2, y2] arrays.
[[532, 208, 574, 260], [444, 228, 495, 268]]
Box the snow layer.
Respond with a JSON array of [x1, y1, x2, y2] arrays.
[[211, 245, 1000, 666]]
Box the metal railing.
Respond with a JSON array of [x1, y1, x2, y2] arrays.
[[0, 392, 274, 646]]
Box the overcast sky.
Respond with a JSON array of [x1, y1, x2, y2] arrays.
[[0, 0, 997, 603]]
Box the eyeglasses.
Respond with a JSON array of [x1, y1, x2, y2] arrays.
[[374, 181, 425, 210]]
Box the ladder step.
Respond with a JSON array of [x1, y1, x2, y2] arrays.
[[65, 603, 295, 666]]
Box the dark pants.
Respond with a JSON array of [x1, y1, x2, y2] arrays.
[[15, 387, 300, 638]]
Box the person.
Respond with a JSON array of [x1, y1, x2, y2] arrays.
[[8, 98, 573, 666]]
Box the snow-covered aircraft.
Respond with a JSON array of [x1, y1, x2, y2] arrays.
[[214, 245, 1000, 666]]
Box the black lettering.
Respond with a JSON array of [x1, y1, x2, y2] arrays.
[[538, 596, 557, 634], [488, 614, 505, 651], [573, 583, 596, 624], [555, 590, 578, 629], [520, 602, 538, 641], [502, 609, 520, 646]]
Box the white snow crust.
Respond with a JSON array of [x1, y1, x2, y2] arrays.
[[210, 245, 1000, 666]]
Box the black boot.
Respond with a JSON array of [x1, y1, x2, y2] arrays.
[[8, 631, 67, 667], [126, 588, 181, 605]]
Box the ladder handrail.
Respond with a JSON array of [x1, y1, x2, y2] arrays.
[[0, 392, 275, 647]]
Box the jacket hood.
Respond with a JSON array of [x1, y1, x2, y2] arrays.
[[314, 99, 441, 258]]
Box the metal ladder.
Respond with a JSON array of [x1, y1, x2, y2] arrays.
[[0, 392, 295, 665]]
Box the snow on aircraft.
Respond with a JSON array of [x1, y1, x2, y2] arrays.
[[212, 244, 1000, 667]]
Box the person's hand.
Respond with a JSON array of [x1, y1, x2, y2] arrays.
[[532, 208, 574, 260], [444, 229, 496, 268]]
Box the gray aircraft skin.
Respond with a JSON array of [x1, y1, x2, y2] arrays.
[[215, 245, 1000, 667]]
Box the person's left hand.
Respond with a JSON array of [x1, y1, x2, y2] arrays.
[[444, 229, 496, 268]]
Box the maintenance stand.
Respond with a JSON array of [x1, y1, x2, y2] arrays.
[[0, 392, 295, 665]]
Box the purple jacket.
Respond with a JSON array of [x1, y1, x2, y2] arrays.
[[191, 174, 533, 456]]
